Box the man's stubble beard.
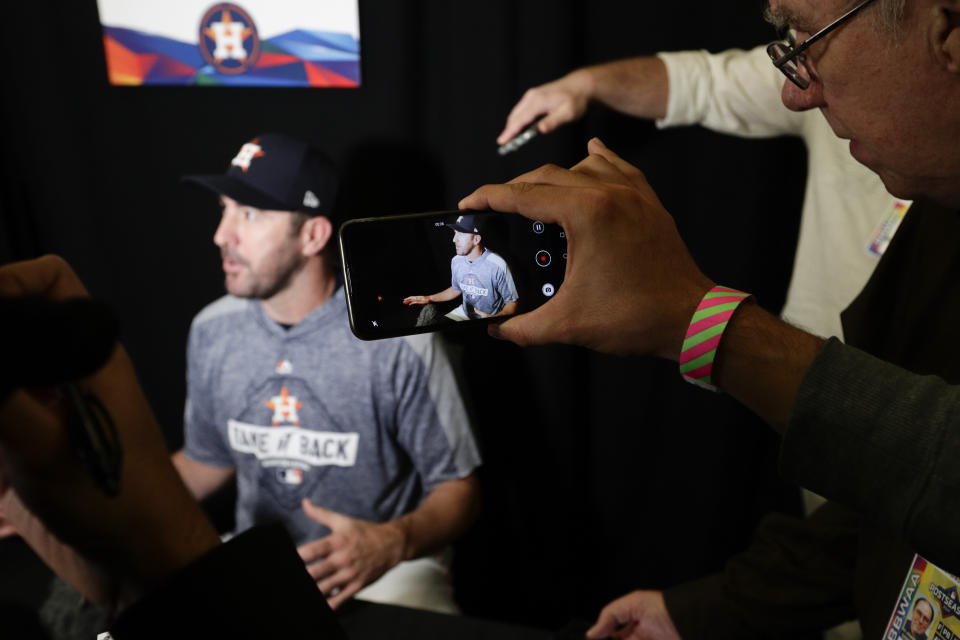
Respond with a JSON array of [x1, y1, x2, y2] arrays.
[[224, 249, 308, 301]]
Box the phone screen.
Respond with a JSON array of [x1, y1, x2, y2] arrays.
[[339, 210, 566, 340]]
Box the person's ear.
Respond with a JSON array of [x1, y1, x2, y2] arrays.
[[930, 1, 960, 73], [301, 216, 333, 257], [473, 234, 482, 247]]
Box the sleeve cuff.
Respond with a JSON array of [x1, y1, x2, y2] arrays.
[[654, 50, 711, 129]]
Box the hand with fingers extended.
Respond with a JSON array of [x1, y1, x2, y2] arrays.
[[497, 70, 594, 146], [497, 57, 668, 147], [297, 498, 407, 609], [461, 137, 713, 359], [586, 590, 681, 640]]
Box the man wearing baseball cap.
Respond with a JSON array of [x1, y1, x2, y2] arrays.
[[174, 133, 482, 613], [403, 213, 519, 321]]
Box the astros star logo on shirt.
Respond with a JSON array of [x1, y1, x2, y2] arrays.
[[265, 386, 303, 425]]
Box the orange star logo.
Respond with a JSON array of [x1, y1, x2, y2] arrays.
[[203, 9, 253, 52], [231, 137, 266, 172], [265, 386, 303, 426]]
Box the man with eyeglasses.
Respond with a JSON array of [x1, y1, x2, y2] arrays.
[[904, 598, 935, 640], [468, 0, 960, 637]]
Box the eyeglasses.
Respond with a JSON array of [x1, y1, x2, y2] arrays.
[[767, 0, 879, 89]]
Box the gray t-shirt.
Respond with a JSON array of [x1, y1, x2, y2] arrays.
[[450, 248, 518, 318], [183, 287, 481, 545]]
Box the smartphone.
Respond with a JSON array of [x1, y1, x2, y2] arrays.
[[339, 210, 567, 340]]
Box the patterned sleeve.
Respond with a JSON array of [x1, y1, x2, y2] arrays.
[[392, 333, 482, 492], [450, 257, 461, 292], [182, 319, 234, 467], [499, 260, 518, 303]]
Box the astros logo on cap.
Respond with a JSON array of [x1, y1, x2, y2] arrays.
[[231, 138, 265, 172], [199, 3, 261, 76]]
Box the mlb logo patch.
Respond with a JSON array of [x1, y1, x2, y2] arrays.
[[277, 468, 303, 485]]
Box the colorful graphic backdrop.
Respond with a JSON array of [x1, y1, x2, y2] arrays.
[[97, 0, 361, 87]]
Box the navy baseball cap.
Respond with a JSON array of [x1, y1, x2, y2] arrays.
[[446, 214, 481, 234], [182, 133, 338, 216]]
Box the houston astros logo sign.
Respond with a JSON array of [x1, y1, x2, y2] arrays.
[[199, 3, 261, 75]]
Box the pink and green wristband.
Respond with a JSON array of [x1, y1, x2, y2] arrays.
[[678, 286, 751, 391]]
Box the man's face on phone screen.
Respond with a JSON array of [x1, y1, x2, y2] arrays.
[[453, 231, 479, 256]]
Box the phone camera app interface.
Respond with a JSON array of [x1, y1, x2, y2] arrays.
[[343, 211, 566, 337]]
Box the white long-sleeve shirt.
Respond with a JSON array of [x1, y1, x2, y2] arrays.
[[657, 46, 906, 340]]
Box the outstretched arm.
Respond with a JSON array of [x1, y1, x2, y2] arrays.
[[296, 472, 480, 609], [403, 287, 462, 306], [498, 56, 668, 144]]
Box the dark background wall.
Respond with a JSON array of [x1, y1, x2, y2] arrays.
[[0, 0, 807, 630]]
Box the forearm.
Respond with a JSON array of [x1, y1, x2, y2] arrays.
[[782, 340, 960, 572], [389, 474, 480, 561], [575, 56, 669, 121], [428, 287, 461, 303], [496, 301, 518, 317], [663, 502, 860, 639], [711, 302, 825, 433], [171, 450, 235, 501], [695, 302, 960, 571]]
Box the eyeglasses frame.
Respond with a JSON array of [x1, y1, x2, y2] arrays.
[[767, 0, 880, 88]]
